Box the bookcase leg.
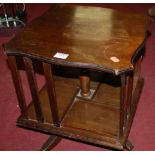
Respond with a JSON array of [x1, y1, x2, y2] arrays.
[[124, 140, 134, 151], [40, 135, 62, 151]]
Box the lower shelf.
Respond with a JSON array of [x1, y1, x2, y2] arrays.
[[19, 75, 121, 149], [27, 75, 120, 136], [61, 98, 119, 137], [17, 75, 144, 150], [27, 76, 80, 123]]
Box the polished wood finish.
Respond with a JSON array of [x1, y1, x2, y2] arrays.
[[24, 57, 44, 122], [121, 78, 144, 147], [120, 74, 126, 137], [5, 4, 152, 151], [5, 4, 149, 75], [43, 63, 59, 126], [126, 75, 133, 118], [79, 69, 91, 97], [7, 56, 27, 118]]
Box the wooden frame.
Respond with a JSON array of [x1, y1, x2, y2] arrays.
[[7, 54, 144, 150], [5, 4, 155, 151]]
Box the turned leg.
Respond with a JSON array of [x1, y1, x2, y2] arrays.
[[40, 135, 61, 151], [80, 69, 91, 97]]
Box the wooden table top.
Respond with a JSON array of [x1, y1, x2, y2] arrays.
[[5, 4, 149, 75]]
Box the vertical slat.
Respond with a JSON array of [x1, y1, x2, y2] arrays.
[[134, 56, 142, 81], [123, 75, 128, 127], [120, 74, 127, 137], [123, 74, 133, 128], [24, 57, 44, 122], [7, 56, 27, 118], [137, 57, 142, 79], [43, 63, 59, 126], [126, 75, 133, 117]]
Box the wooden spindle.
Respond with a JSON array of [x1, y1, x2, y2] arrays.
[[24, 57, 44, 122], [80, 69, 91, 97], [8, 56, 27, 118], [43, 63, 59, 126]]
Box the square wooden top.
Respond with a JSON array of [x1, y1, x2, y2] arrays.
[[5, 4, 149, 75]]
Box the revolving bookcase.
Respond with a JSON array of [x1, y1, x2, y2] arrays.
[[4, 4, 154, 150]]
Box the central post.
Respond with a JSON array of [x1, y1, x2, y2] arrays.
[[79, 69, 91, 97]]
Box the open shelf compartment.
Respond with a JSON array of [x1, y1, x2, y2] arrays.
[[26, 74, 121, 141]]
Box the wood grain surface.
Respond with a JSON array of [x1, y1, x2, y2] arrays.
[[5, 4, 149, 75]]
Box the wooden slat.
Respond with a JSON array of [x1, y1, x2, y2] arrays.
[[120, 74, 127, 137], [121, 78, 144, 146], [7, 56, 27, 118], [24, 57, 44, 122], [123, 76, 128, 127], [123, 74, 134, 129], [126, 75, 133, 117], [43, 63, 59, 126]]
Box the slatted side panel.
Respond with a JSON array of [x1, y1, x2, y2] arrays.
[[7, 56, 27, 118], [43, 63, 59, 126], [9, 55, 60, 125], [23, 57, 44, 122]]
